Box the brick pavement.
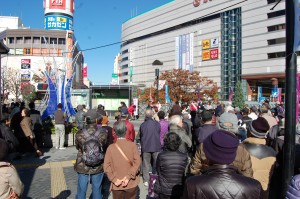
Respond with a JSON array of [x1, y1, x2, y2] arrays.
[[10, 117, 148, 199]]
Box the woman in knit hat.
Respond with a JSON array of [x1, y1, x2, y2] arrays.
[[243, 117, 277, 199], [184, 130, 262, 199], [0, 138, 24, 199]]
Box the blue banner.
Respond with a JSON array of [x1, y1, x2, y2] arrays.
[[165, 85, 171, 103], [65, 73, 76, 116], [42, 72, 57, 119], [257, 86, 264, 103], [44, 15, 73, 31]]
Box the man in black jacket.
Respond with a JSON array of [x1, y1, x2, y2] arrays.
[[184, 129, 263, 199]]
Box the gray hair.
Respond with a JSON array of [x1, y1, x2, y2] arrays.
[[113, 121, 127, 138], [145, 109, 154, 118], [169, 115, 182, 126]]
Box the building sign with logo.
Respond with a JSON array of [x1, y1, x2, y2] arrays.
[[201, 37, 219, 61], [44, 15, 73, 31], [49, 0, 66, 10], [193, 0, 213, 7], [21, 59, 31, 69]]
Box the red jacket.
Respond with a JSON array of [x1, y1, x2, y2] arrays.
[[128, 105, 135, 115], [112, 119, 135, 142]]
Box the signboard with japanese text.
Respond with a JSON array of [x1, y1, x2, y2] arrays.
[[202, 50, 210, 61], [21, 59, 31, 69], [83, 64, 88, 78], [210, 49, 219, 59], [21, 74, 31, 82], [175, 33, 194, 71], [49, 0, 66, 10], [44, 15, 73, 31], [202, 39, 210, 49]]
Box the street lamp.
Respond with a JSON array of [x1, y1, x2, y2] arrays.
[[152, 60, 163, 102], [0, 41, 9, 119]]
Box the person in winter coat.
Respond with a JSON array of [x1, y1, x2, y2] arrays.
[[243, 117, 277, 199], [286, 174, 300, 199], [29, 102, 43, 148], [75, 105, 85, 130], [154, 133, 188, 199], [168, 115, 192, 154], [195, 110, 218, 145], [184, 130, 263, 199], [74, 109, 107, 199], [139, 109, 161, 186], [104, 121, 141, 199], [0, 139, 24, 199], [20, 108, 42, 157]]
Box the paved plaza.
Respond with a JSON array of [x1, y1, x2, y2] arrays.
[[10, 117, 147, 199]]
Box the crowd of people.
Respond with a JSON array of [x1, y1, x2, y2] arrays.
[[1, 99, 300, 199]]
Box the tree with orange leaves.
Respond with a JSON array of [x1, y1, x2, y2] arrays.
[[138, 69, 218, 104]]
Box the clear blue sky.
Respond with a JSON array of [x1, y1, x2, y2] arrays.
[[0, 0, 172, 84]]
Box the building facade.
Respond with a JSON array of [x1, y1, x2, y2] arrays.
[[119, 0, 299, 101]]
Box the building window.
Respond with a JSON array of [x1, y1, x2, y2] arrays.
[[16, 37, 23, 44], [221, 8, 242, 100], [41, 37, 49, 44], [58, 38, 65, 44], [124, 79, 128, 83], [267, 38, 286, 45], [24, 37, 31, 44], [122, 72, 128, 76], [121, 57, 128, 62], [8, 37, 14, 44], [267, 24, 286, 32], [50, 38, 58, 44], [268, 52, 285, 58], [33, 37, 40, 44], [122, 64, 128, 69], [268, 10, 285, 18], [122, 49, 129, 54]]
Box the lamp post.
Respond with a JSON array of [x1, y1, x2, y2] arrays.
[[0, 41, 9, 120], [152, 60, 163, 102]]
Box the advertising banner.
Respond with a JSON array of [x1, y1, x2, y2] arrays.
[[179, 35, 182, 69], [83, 64, 88, 77], [185, 34, 190, 71], [294, 0, 300, 51], [44, 15, 73, 31], [190, 33, 194, 71], [165, 85, 171, 103], [257, 86, 263, 103], [202, 50, 210, 61], [277, 88, 282, 103], [175, 37, 179, 69], [182, 34, 186, 70], [49, 0, 66, 10], [21, 74, 31, 82], [271, 87, 278, 98], [133, 98, 139, 116], [210, 49, 219, 59], [21, 59, 31, 69]]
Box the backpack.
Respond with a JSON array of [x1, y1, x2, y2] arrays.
[[0, 124, 19, 153], [82, 129, 104, 167]]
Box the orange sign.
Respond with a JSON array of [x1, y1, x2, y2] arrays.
[[202, 39, 210, 49], [202, 50, 210, 61]]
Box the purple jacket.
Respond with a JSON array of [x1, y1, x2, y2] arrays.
[[139, 117, 161, 153], [159, 119, 169, 146], [286, 174, 300, 199], [196, 124, 218, 144]]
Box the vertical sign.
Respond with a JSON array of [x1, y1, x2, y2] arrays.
[[190, 33, 194, 71], [83, 63, 87, 78], [257, 86, 262, 102], [294, 0, 300, 51], [182, 34, 186, 70], [179, 35, 182, 69], [185, 34, 190, 71], [66, 31, 73, 79], [175, 37, 179, 69]]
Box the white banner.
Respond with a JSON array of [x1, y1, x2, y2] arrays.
[[158, 80, 166, 90], [294, 0, 300, 51]]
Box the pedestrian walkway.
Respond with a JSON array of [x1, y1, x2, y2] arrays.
[[11, 146, 147, 199]]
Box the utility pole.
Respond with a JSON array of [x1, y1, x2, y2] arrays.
[[282, 0, 297, 196]]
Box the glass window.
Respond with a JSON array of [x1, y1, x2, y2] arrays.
[[58, 38, 66, 44], [41, 37, 49, 44], [268, 10, 285, 18], [8, 37, 14, 44], [16, 37, 23, 44], [50, 38, 57, 44], [24, 37, 31, 44], [33, 37, 40, 44]]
